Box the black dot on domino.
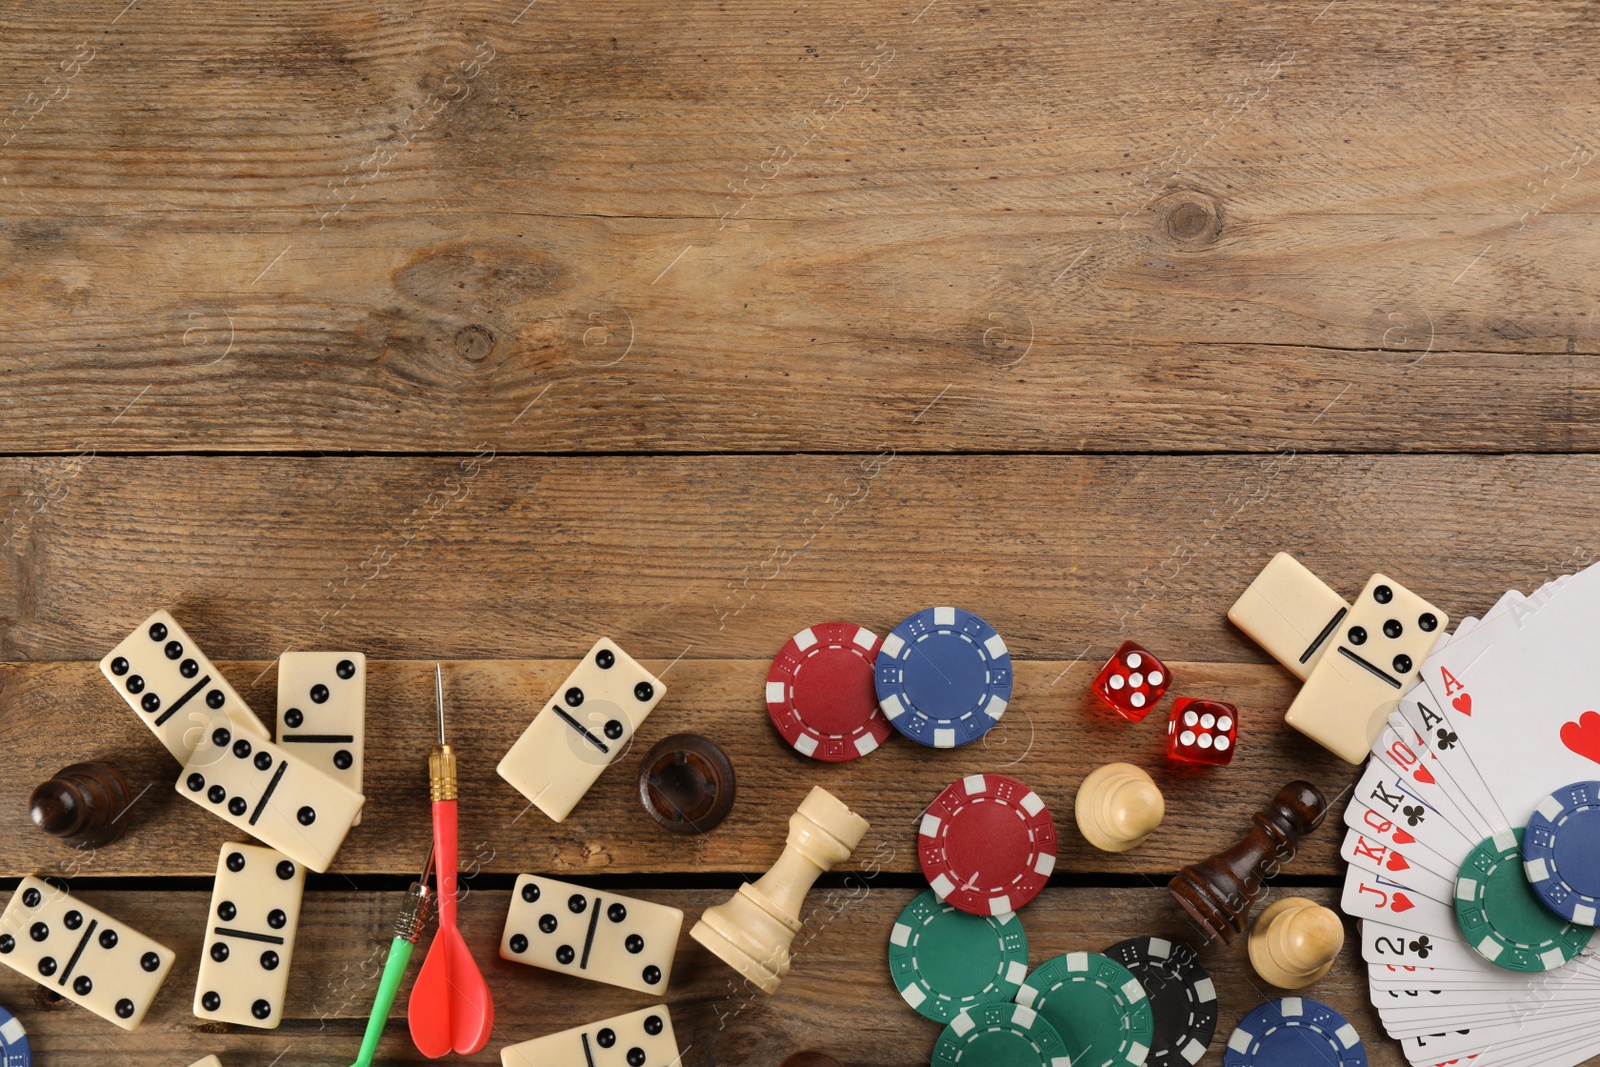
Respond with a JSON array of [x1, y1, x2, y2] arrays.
[[229, 798, 247, 816], [21, 888, 40, 908], [522, 883, 540, 903], [210, 943, 229, 962], [643, 964, 661, 984], [140, 693, 159, 713], [212, 727, 231, 747], [126, 675, 145, 695], [556, 945, 575, 964], [634, 682, 654, 702], [1347, 625, 1367, 645], [260, 951, 279, 971], [63, 911, 82, 931], [218, 901, 236, 921], [1383, 619, 1403, 638], [37, 958, 55, 977], [1394, 654, 1413, 673], [227, 851, 247, 873], [285, 708, 304, 728], [207, 785, 225, 804], [334, 750, 353, 770], [565, 687, 585, 708], [276, 860, 297, 880], [233, 739, 253, 758], [148, 622, 167, 642], [206, 690, 225, 709], [311, 684, 329, 704], [201, 991, 220, 1012], [298, 806, 316, 825], [568, 894, 587, 914], [1374, 584, 1393, 603], [180, 659, 199, 678], [337, 659, 356, 679], [187, 773, 205, 792], [539, 914, 557, 933], [596, 649, 616, 670], [608, 903, 627, 923], [140, 951, 160, 972], [268, 910, 287, 930], [644, 1015, 663, 1035], [0, 935, 13, 953], [73, 976, 92, 995], [605, 720, 624, 739], [251, 1000, 271, 1021], [1420, 612, 1438, 631], [626, 934, 644, 954], [110, 657, 128, 676], [28, 923, 47, 943], [164, 640, 183, 660], [597, 1028, 617, 1048], [115, 998, 135, 1019], [627, 1049, 646, 1067], [509, 933, 528, 953], [254, 752, 272, 771]]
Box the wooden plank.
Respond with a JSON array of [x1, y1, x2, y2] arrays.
[[2, 453, 1598, 663], [0, 657, 1363, 878], [2, 2, 1600, 452], [0, 885, 1419, 1067]]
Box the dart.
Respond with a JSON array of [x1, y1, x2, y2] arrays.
[[349, 847, 434, 1067], [407, 664, 494, 1057]]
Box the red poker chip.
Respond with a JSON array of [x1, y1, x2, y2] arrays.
[[765, 622, 890, 762], [919, 773, 1057, 916]]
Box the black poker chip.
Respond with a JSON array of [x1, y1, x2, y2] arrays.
[[1104, 935, 1217, 1067]]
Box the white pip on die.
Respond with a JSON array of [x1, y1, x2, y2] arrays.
[[0, 876, 175, 1031], [497, 639, 665, 822], [177, 710, 365, 873], [193, 842, 305, 1029], [1286, 573, 1449, 764], [500, 1005, 680, 1067], [276, 652, 366, 823], [100, 609, 268, 763], [500, 874, 682, 995]]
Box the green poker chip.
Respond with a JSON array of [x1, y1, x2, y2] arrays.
[[889, 889, 1029, 1023], [1015, 951, 1154, 1067], [932, 1000, 1073, 1067], [1455, 827, 1594, 972]]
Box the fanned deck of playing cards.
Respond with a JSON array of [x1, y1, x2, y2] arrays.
[[1341, 563, 1600, 1067]]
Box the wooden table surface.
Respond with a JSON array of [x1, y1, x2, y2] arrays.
[[4, 1, 1600, 1064]]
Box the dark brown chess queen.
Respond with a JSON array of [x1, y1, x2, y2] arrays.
[[1168, 781, 1329, 944]]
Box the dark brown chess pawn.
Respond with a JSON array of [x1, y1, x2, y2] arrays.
[[1168, 781, 1328, 944], [29, 761, 133, 849], [638, 733, 737, 834]]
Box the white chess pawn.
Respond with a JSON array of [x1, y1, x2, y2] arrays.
[[1248, 897, 1345, 988], [690, 786, 868, 994], [1075, 762, 1164, 853]]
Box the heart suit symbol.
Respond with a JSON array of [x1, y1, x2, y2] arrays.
[[1386, 852, 1410, 872], [1453, 693, 1472, 716], [1561, 710, 1600, 765], [1391, 892, 1415, 914], [1414, 766, 1435, 785], [1393, 829, 1415, 845]]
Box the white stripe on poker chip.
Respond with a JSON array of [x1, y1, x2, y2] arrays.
[[931, 874, 957, 898], [963, 774, 987, 794], [1034, 853, 1055, 875], [1576, 903, 1597, 924], [1281, 997, 1303, 1016], [952, 1011, 976, 1036], [1492, 828, 1518, 853], [1456, 876, 1477, 901], [881, 632, 906, 657], [1194, 976, 1215, 1002], [989, 894, 1011, 914], [1067, 951, 1088, 971], [1526, 857, 1551, 883], [765, 681, 786, 703], [1478, 935, 1504, 960], [1542, 947, 1568, 969], [891, 922, 912, 947], [854, 733, 879, 756], [1335, 1022, 1359, 1048], [1050, 1059, 1071, 1067], [1006, 961, 1028, 983], [1180, 1036, 1207, 1064], [1228, 1029, 1255, 1053], [1147, 937, 1172, 960], [983, 633, 1008, 658], [1128, 1043, 1149, 1064], [794, 734, 818, 756], [0, 1018, 22, 1044], [1020, 791, 1044, 815], [919, 814, 942, 838], [793, 627, 818, 650], [984, 695, 1007, 719], [1538, 794, 1566, 820], [1122, 977, 1146, 1003], [934, 727, 955, 747], [900, 983, 926, 1008], [852, 626, 878, 649], [880, 694, 906, 719], [1010, 1004, 1037, 1027], [934, 606, 956, 625], [996, 910, 1019, 927], [1015, 985, 1039, 1008]]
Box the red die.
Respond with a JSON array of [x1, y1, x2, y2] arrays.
[[1166, 698, 1237, 765], [1091, 640, 1172, 722]]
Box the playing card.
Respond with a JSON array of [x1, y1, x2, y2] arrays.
[[1343, 868, 1460, 939], [1341, 829, 1454, 903]]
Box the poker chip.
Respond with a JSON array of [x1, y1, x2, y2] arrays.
[[931, 1000, 1072, 1067], [0, 1003, 30, 1067], [919, 774, 1057, 916], [765, 622, 890, 761], [888, 889, 1029, 1023], [1015, 951, 1154, 1067], [1523, 780, 1600, 925], [1104, 936, 1216, 1067], [876, 607, 1012, 749], [1455, 827, 1594, 971], [1223, 997, 1366, 1067]]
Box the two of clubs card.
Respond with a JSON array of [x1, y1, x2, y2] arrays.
[[1339, 560, 1600, 1067]]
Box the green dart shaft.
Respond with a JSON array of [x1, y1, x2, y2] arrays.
[[349, 849, 433, 1067]]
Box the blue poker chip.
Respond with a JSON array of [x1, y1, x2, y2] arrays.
[[1525, 780, 1600, 925], [875, 607, 1012, 749], [0, 1003, 31, 1067], [1224, 997, 1365, 1067]]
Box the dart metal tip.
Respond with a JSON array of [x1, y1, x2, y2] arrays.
[[434, 662, 446, 743]]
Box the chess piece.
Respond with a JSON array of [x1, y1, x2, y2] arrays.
[[1248, 896, 1344, 988], [1075, 762, 1164, 852], [690, 786, 868, 993], [639, 733, 736, 834], [1168, 781, 1328, 944], [781, 1054, 843, 1067], [29, 761, 132, 849]]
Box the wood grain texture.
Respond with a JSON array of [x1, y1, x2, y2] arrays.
[[0, 886, 1404, 1067], [2, 1, 1600, 452]]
